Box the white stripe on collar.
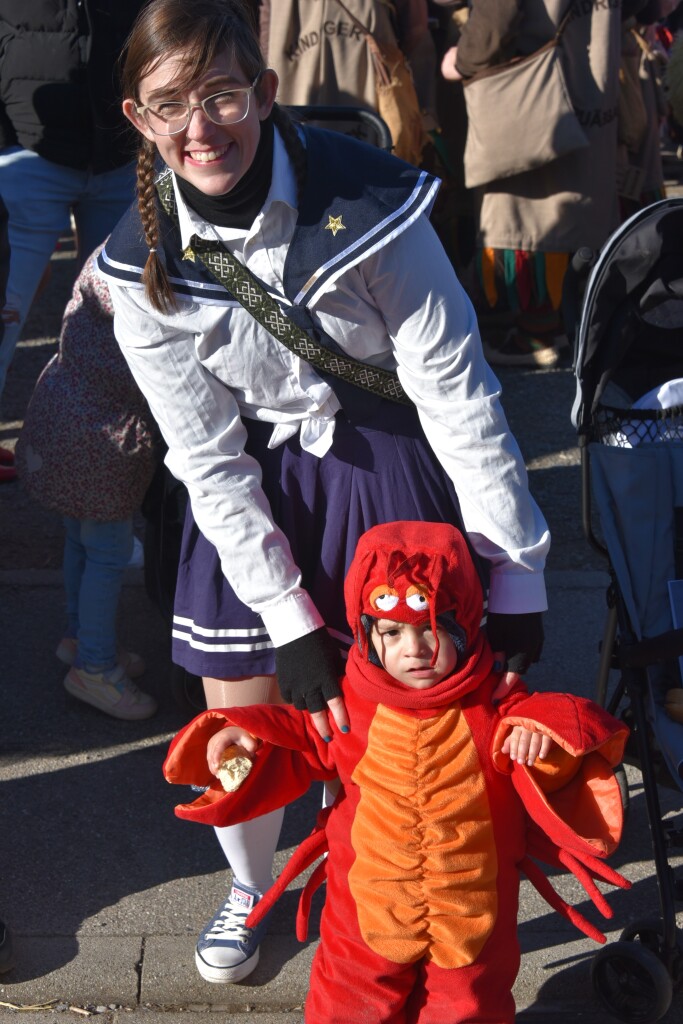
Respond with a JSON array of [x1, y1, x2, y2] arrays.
[[296, 173, 440, 308]]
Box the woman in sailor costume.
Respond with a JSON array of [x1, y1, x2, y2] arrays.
[[100, 0, 550, 986]]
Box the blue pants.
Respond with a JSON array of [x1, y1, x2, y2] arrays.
[[0, 147, 136, 402], [63, 517, 134, 672]]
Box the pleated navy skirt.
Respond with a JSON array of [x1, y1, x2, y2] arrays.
[[171, 401, 468, 678]]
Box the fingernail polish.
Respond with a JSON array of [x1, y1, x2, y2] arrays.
[[323, 735, 332, 743], [341, 725, 350, 734], [493, 660, 503, 672]]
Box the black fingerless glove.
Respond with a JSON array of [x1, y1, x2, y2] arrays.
[[486, 611, 545, 675], [275, 626, 343, 713]]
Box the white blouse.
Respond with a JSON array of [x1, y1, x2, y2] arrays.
[[104, 129, 550, 647]]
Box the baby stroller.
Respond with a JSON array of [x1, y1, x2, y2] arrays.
[[566, 197, 683, 1023]]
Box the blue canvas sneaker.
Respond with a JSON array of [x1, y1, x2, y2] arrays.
[[195, 880, 268, 983]]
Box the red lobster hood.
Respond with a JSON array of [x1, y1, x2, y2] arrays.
[[344, 520, 484, 654]]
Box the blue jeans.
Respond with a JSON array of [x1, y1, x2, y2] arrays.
[[0, 147, 136, 402], [63, 517, 134, 672]]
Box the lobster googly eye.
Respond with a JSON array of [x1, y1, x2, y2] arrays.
[[405, 585, 430, 612], [369, 585, 399, 612]]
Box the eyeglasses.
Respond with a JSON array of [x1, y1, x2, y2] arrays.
[[135, 75, 262, 136]]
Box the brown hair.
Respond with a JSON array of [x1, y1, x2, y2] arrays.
[[121, 0, 307, 313]]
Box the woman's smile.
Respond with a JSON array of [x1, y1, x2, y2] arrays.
[[185, 144, 232, 165]]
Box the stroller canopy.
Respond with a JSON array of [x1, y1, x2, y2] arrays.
[[572, 198, 683, 433]]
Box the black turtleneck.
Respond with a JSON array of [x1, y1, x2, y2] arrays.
[[176, 115, 275, 230]]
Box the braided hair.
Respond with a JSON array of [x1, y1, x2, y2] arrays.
[[134, 137, 175, 313], [121, 0, 307, 313]]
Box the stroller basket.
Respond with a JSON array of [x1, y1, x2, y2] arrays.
[[592, 404, 683, 447]]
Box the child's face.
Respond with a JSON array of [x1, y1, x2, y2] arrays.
[[370, 620, 458, 689]]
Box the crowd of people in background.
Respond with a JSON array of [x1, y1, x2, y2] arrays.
[[0, 0, 682, 1003]]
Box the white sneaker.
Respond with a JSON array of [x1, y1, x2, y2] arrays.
[[63, 664, 157, 720]]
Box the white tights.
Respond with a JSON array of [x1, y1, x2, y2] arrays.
[[203, 674, 284, 894]]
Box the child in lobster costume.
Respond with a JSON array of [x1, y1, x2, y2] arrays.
[[164, 521, 630, 1023]]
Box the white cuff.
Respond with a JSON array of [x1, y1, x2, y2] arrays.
[[259, 588, 326, 647], [487, 570, 548, 614]]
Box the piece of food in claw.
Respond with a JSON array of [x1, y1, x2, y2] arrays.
[[216, 745, 253, 792]]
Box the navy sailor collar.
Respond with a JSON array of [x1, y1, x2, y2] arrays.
[[283, 125, 439, 307], [98, 126, 440, 310]]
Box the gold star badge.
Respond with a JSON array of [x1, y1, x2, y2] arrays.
[[325, 215, 346, 237], [182, 245, 196, 262]]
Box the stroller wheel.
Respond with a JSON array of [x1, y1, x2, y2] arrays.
[[170, 663, 206, 716], [619, 917, 666, 953], [591, 940, 673, 1023]]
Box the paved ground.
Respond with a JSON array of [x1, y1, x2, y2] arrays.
[[1, 165, 683, 1024]]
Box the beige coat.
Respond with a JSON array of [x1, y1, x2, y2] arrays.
[[261, 1, 432, 162], [263, 0, 404, 109], [459, 0, 622, 254]]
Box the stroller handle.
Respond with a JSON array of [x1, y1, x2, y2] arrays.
[[561, 247, 595, 366]]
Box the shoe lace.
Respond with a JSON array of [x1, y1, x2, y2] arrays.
[[205, 901, 252, 941]]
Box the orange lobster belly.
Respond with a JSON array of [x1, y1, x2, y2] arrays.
[[348, 703, 497, 968]]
